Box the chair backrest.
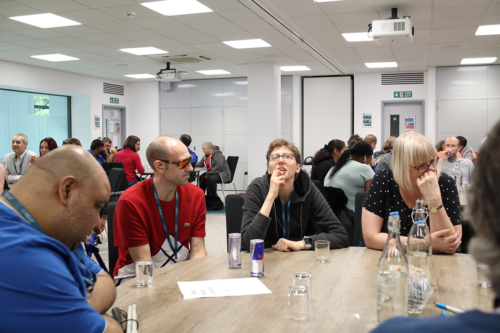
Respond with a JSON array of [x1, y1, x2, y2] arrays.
[[303, 156, 313, 165], [102, 161, 124, 175], [312, 180, 327, 201], [226, 156, 239, 183], [353, 192, 368, 246], [188, 162, 197, 183], [108, 168, 128, 192], [106, 201, 119, 276], [225, 194, 245, 250]]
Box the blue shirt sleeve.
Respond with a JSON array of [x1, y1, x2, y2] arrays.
[[73, 243, 104, 279]]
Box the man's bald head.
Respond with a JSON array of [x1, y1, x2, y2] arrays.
[[445, 137, 459, 146], [146, 136, 188, 170]]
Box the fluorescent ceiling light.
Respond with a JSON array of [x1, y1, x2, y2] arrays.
[[141, 0, 212, 16], [365, 62, 398, 68], [475, 24, 500, 36], [196, 70, 231, 75], [280, 66, 311, 71], [223, 39, 271, 49], [31, 54, 79, 62], [342, 32, 373, 42], [124, 74, 156, 79], [461, 57, 498, 65], [120, 47, 168, 55], [10, 13, 81, 28]]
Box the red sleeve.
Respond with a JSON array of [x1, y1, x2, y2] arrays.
[[191, 191, 206, 238], [114, 198, 149, 248], [135, 154, 145, 174]]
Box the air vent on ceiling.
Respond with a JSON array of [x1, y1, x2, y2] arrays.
[[381, 72, 424, 85], [103, 83, 124, 96], [145, 53, 215, 63]]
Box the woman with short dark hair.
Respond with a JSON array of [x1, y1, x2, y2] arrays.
[[115, 135, 144, 187]]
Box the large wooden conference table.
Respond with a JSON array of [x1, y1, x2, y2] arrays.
[[110, 247, 494, 333]]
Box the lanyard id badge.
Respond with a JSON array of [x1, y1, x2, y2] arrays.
[[2, 190, 45, 235], [152, 177, 179, 260], [13, 152, 27, 175], [282, 199, 291, 240]]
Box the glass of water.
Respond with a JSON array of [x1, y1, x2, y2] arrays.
[[477, 264, 491, 288], [136, 259, 153, 287], [315, 240, 330, 263], [293, 271, 312, 302], [288, 286, 309, 320]]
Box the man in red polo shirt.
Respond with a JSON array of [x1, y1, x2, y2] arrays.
[[113, 136, 207, 284]]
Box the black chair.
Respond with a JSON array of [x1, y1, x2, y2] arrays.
[[102, 161, 124, 175], [106, 202, 119, 276], [108, 168, 128, 193], [303, 156, 313, 165], [219, 156, 239, 197], [188, 162, 197, 183], [225, 194, 245, 251], [312, 180, 327, 200], [353, 192, 368, 246]]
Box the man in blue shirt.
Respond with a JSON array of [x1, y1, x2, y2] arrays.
[[0, 146, 122, 332], [88, 139, 106, 166], [180, 134, 198, 163]]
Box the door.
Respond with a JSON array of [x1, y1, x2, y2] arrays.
[[382, 101, 424, 144], [103, 107, 123, 148]]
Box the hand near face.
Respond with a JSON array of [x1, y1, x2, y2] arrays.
[[110, 147, 117, 156], [267, 169, 286, 200], [416, 171, 442, 207], [29, 155, 38, 164], [272, 238, 306, 252], [442, 148, 453, 160]]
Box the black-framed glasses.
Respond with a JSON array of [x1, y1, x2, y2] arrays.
[[411, 158, 437, 173], [152, 156, 193, 169], [269, 153, 295, 163]]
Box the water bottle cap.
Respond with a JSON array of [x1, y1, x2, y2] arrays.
[[417, 220, 425, 225]]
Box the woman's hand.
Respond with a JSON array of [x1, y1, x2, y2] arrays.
[[416, 171, 442, 207], [267, 170, 285, 201], [29, 155, 38, 164], [431, 229, 462, 254]]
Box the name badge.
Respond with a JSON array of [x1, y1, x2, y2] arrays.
[[184, 223, 189, 228]]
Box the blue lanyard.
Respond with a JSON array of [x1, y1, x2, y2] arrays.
[[152, 176, 179, 260], [282, 199, 291, 239], [13, 151, 27, 175], [2, 190, 45, 235]]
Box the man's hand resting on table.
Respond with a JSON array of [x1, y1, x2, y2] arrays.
[[272, 238, 306, 252]]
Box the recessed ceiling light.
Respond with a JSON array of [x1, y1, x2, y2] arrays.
[[10, 13, 81, 28], [461, 57, 498, 65], [223, 39, 271, 49], [365, 62, 398, 68], [124, 74, 156, 79], [475, 24, 500, 36], [196, 70, 231, 75], [342, 32, 373, 42], [120, 47, 168, 55], [31, 54, 79, 62], [141, 0, 212, 16], [280, 66, 311, 71]]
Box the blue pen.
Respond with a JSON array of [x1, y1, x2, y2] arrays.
[[435, 302, 464, 314], [441, 311, 449, 317]]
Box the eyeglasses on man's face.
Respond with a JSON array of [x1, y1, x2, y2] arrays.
[[152, 156, 193, 169], [411, 158, 437, 173], [269, 153, 295, 163]]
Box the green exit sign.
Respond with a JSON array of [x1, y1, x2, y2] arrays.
[[110, 97, 119, 104], [394, 91, 412, 98]]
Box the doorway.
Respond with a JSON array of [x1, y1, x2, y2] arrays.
[[381, 100, 425, 144], [102, 105, 126, 149]]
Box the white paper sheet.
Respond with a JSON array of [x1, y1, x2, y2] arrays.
[[177, 278, 272, 299]]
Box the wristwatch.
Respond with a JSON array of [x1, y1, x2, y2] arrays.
[[303, 236, 312, 250], [429, 204, 443, 213]]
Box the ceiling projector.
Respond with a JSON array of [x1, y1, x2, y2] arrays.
[[156, 62, 182, 82], [370, 8, 414, 45]]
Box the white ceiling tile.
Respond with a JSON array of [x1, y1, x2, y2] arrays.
[[96, 4, 163, 19], [39, 45, 80, 53], [113, 29, 165, 40], [100, 41, 147, 49], [469, 41, 500, 48], [301, 25, 340, 36], [72, 43, 117, 52], [149, 44, 201, 54], [0, 42, 29, 51], [412, 19, 432, 30], [55, 9, 120, 24], [430, 35, 475, 43], [73, 0, 137, 9], [138, 37, 184, 48], [429, 52, 464, 61], [0, 1, 43, 16], [50, 25, 104, 36], [311, 34, 353, 48], [465, 48, 500, 57], [9, 48, 42, 56], [197, 0, 245, 11], [14, 29, 67, 39], [0, 18, 36, 31], [216, 8, 262, 23], [431, 16, 484, 29], [393, 51, 430, 61], [482, 15, 500, 25], [79, 33, 129, 43], [87, 20, 142, 33], [397, 61, 429, 71], [151, 26, 205, 37], [0, 50, 23, 59], [126, 16, 185, 29], [15, 0, 89, 13], [332, 53, 363, 63], [64, 51, 106, 59], [434, 0, 490, 7], [273, 44, 304, 52], [235, 20, 273, 31], [428, 59, 461, 66], [192, 22, 245, 34], [357, 52, 395, 61], [326, 48, 358, 55], [334, 23, 371, 33], [355, 46, 392, 54], [487, 3, 500, 15], [41, 36, 90, 46], [328, 12, 381, 25], [342, 63, 370, 73], [170, 34, 220, 44], [9, 39, 61, 48], [391, 44, 430, 52], [277, 3, 325, 17], [208, 31, 257, 41], [433, 4, 490, 19], [291, 15, 333, 27], [0, 31, 33, 42], [429, 43, 470, 50], [431, 27, 477, 37], [368, 67, 399, 73], [318, 0, 376, 15], [169, 13, 231, 26]]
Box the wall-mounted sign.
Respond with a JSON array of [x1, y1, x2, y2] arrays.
[[405, 115, 415, 130], [94, 115, 101, 129], [394, 91, 412, 98], [115, 121, 120, 133], [110, 97, 119, 104], [363, 113, 372, 128]]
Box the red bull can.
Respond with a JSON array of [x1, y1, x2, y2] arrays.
[[250, 239, 264, 277], [228, 233, 242, 268]]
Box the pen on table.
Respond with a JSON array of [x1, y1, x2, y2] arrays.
[[441, 311, 449, 317], [435, 302, 464, 314]]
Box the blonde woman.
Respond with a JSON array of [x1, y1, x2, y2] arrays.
[[362, 132, 462, 253]]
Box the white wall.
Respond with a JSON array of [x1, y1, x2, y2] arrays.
[[354, 71, 429, 151], [0, 59, 126, 149]]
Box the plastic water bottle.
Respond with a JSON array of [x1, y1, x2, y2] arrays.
[[377, 212, 409, 323], [453, 161, 463, 186], [407, 220, 432, 314]]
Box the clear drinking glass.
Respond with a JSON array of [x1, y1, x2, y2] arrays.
[[315, 240, 330, 263], [136, 259, 153, 287], [477, 264, 491, 288], [293, 271, 312, 302], [288, 286, 309, 320]]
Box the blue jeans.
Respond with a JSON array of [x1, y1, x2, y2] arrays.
[[128, 180, 138, 187]]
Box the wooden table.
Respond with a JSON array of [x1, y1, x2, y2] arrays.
[[110, 248, 494, 333]]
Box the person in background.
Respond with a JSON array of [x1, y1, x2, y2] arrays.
[[196, 141, 230, 197], [88, 139, 106, 166], [456, 135, 477, 163], [113, 136, 206, 284], [438, 137, 474, 185], [0, 146, 122, 332], [29, 137, 58, 164], [114, 135, 144, 187], [241, 138, 349, 251], [371, 122, 500, 333], [311, 140, 346, 182], [375, 136, 397, 172], [63, 137, 82, 146], [364, 134, 377, 150], [324, 141, 374, 212], [102, 137, 117, 162], [179, 134, 198, 163], [435, 140, 444, 153], [437, 140, 462, 159], [347, 134, 362, 148], [4, 133, 36, 185], [362, 132, 462, 253]]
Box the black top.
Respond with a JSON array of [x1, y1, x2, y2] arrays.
[[311, 159, 334, 182], [363, 169, 461, 237]]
